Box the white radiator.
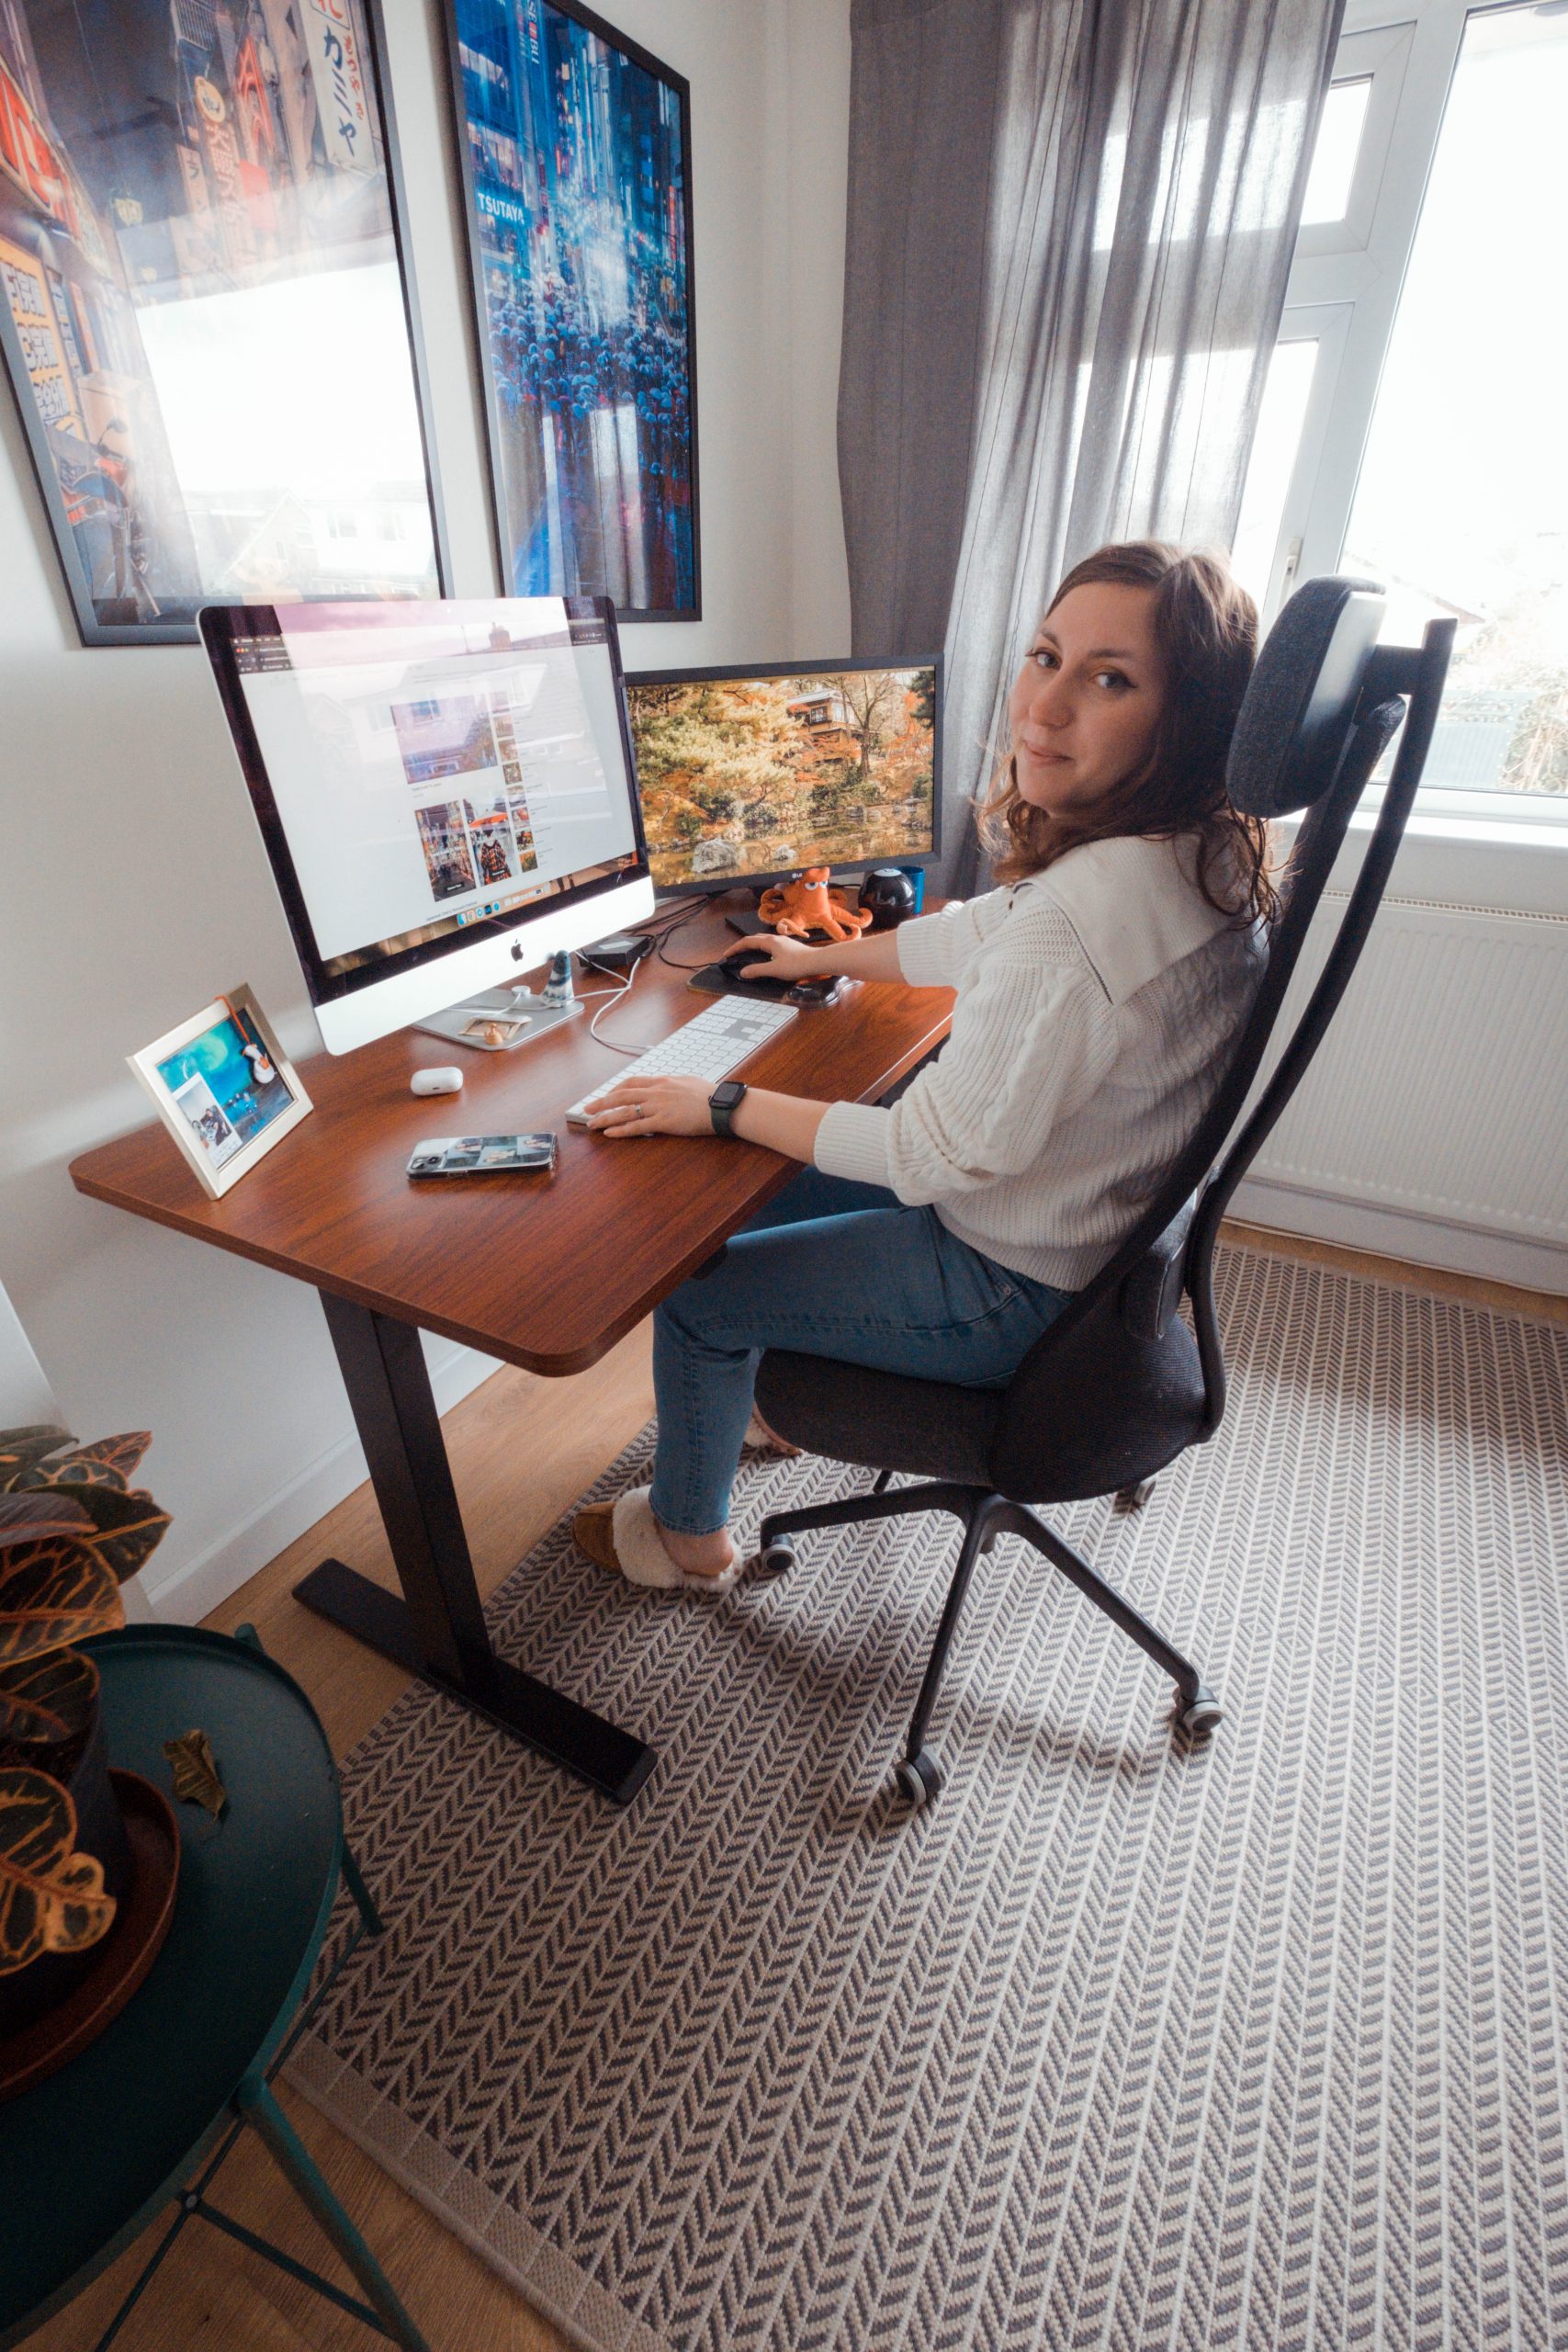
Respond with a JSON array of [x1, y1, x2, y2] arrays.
[[1233, 892, 1568, 1290]]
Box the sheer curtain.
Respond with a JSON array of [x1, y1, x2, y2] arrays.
[[840, 0, 1345, 889]]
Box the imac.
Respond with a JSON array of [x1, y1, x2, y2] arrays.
[[201, 596, 654, 1055], [623, 656, 942, 900]]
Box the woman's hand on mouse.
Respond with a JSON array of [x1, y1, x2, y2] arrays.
[[730, 933, 823, 981], [740, 925, 909, 985]]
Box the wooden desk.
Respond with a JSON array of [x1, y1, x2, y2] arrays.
[[71, 901, 953, 1804]]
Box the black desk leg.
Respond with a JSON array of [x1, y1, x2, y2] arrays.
[[292, 1294, 656, 1805]]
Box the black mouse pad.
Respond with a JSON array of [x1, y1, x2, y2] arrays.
[[686, 962, 795, 1001]]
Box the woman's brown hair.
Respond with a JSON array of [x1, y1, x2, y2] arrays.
[[979, 539, 1277, 924]]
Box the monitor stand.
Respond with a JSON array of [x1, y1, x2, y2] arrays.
[[414, 986, 584, 1053]]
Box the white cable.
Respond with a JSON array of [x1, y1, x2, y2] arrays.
[[581, 909, 712, 1053], [584, 955, 650, 1052]]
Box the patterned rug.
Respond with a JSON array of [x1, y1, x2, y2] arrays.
[[289, 1249, 1568, 2352]]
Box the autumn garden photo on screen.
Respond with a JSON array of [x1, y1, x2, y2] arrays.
[[627, 666, 937, 889]]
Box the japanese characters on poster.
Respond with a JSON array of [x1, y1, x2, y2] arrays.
[[0, 0, 442, 642]]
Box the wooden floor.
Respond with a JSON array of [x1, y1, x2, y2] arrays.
[[25, 1228, 1564, 2352]]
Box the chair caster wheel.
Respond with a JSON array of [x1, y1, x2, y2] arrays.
[[758, 1536, 795, 1575], [893, 1750, 943, 1810], [1113, 1479, 1155, 1513], [1178, 1686, 1223, 1738]]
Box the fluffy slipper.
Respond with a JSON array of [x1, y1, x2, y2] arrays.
[[573, 1486, 740, 1593], [743, 1411, 802, 1458]]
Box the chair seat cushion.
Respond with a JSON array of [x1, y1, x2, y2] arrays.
[[753, 1351, 1001, 1485], [758, 1289, 1210, 1507]]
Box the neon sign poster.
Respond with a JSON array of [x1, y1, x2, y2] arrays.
[[446, 0, 699, 622], [0, 0, 445, 644]]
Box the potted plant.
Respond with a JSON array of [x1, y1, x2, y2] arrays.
[[0, 1425, 170, 2040]]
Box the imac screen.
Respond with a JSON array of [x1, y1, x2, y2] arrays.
[[218, 598, 644, 984], [625, 662, 938, 891]]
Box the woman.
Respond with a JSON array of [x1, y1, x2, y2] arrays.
[[574, 540, 1272, 1590]]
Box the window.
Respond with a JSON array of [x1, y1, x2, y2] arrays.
[[1231, 332, 1330, 612], [1299, 77, 1372, 223], [1243, 1, 1568, 816]]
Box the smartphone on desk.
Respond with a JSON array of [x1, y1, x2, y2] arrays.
[[408, 1134, 557, 1177]]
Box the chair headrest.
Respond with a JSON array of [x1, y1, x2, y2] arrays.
[[1226, 575, 1386, 817]]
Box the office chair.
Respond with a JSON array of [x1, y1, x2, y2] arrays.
[[750, 576, 1454, 1808]]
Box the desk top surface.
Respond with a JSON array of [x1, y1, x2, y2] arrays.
[[70, 902, 953, 1374]]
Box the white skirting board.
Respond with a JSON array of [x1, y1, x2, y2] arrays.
[[1230, 1177, 1568, 1295], [1236, 890, 1568, 1296], [137, 1340, 501, 1628]]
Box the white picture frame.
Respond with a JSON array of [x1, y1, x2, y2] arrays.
[[128, 985, 312, 1201]]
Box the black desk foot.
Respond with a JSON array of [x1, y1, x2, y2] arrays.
[[295, 1560, 657, 1806]]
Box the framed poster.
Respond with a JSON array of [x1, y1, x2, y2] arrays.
[[0, 0, 446, 645], [445, 0, 699, 622]]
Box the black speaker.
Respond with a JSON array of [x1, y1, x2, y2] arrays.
[[858, 867, 918, 930]]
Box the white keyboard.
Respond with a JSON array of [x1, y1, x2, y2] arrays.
[[566, 997, 799, 1125]]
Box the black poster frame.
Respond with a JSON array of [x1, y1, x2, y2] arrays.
[[440, 0, 701, 626], [0, 0, 449, 648]]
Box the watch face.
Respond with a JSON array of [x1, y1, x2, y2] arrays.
[[710, 1080, 746, 1135]]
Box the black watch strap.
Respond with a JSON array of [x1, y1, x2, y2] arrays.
[[709, 1080, 749, 1138]]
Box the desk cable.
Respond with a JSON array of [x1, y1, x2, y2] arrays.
[[652, 897, 723, 974], [578, 896, 710, 1055]]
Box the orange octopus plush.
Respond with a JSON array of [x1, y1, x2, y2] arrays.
[[758, 865, 873, 942]]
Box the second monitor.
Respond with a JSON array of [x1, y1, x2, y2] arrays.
[[624, 656, 941, 897]]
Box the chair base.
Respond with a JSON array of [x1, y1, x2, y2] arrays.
[[759, 1480, 1219, 1809]]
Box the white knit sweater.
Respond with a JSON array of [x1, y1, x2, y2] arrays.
[[812, 833, 1268, 1290]]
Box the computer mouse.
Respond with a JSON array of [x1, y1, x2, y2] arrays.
[[720, 945, 777, 978], [785, 976, 842, 1007]]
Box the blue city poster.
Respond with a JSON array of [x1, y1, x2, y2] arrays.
[[451, 0, 698, 620], [0, 0, 442, 644]]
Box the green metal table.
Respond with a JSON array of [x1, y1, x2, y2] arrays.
[[0, 1623, 426, 2351]]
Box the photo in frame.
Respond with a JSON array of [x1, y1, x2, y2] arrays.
[[0, 0, 446, 646], [445, 0, 699, 621], [129, 986, 311, 1199]]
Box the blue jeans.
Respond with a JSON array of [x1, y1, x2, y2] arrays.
[[649, 1170, 1074, 1536]]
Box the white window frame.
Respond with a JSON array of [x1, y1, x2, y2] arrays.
[[1259, 0, 1568, 842]]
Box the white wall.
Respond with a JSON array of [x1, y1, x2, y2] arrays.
[[0, 1272, 59, 1431], [0, 0, 851, 1622]]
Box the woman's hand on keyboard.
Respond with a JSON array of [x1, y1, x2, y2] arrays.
[[586, 1075, 714, 1137], [589, 1078, 833, 1164]]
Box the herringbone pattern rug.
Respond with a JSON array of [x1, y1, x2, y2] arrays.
[[290, 1249, 1568, 2351]]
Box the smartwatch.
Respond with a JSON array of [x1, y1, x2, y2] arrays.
[[709, 1080, 749, 1138]]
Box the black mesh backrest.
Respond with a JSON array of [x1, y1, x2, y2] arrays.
[[1180, 612, 1453, 1416], [1227, 574, 1385, 815], [991, 577, 1454, 1465]]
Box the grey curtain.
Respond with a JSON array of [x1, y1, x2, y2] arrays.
[[840, 0, 1346, 891]]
